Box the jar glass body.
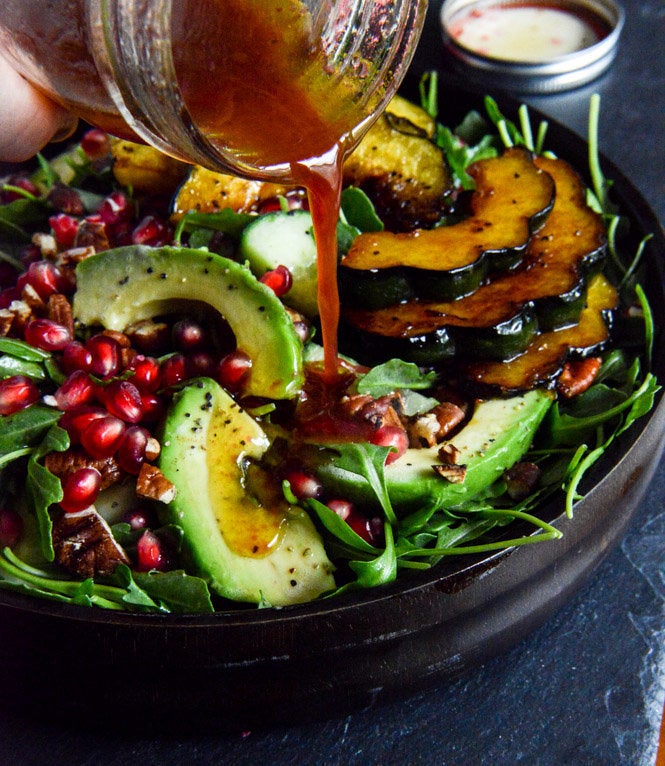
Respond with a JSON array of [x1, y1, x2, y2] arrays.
[[0, 0, 427, 180]]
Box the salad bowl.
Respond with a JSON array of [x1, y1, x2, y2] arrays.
[[0, 87, 663, 730]]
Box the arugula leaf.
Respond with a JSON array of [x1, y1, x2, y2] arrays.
[[132, 569, 214, 613], [26, 424, 69, 561], [0, 405, 62, 454], [340, 187, 384, 233], [348, 524, 396, 587], [357, 359, 438, 398], [173, 208, 254, 244]]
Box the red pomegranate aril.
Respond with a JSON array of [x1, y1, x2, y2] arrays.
[[24, 318, 72, 351], [186, 351, 216, 378], [135, 529, 168, 572], [85, 334, 121, 378], [161, 353, 188, 388], [0, 375, 39, 415], [0, 286, 19, 309], [60, 467, 102, 513], [25, 260, 69, 300], [121, 506, 157, 531], [98, 191, 132, 226], [0, 176, 39, 204], [116, 425, 150, 474], [260, 265, 292, 298], [0, 507, 24, 547], [327, 498, 354, 520], [80, 414, 126, 459], [49, 213, 79, 248], [131, 215, 171, 246], [257, 190, 307, 214], [172, 318, 206, 352], [80, 128, 111, 159], [47, 184, 84, 216], [100, 379, 144, 423], [346, 512, 378, 544], [60, 341, 93, 374], [216, 350, 252, 393], [54, 370, 96, 411], [127, 355, 161, 392], [59, 405, 106, 444], [285, 469, 323, 500], [370, 425, 409, 465], [139, 392, 166, 424]]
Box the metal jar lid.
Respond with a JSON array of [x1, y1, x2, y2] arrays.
[[440, 0, 625, 93]]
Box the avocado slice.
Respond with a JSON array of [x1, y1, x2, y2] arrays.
[[317, 389, 554, 509], [73, 245, 303, 399], [159, 378, 335, 606]]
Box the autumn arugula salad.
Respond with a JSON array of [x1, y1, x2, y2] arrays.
[[0, 78, 658, 613]]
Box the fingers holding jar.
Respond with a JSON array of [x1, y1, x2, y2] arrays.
[[0, 50, 78, 163]]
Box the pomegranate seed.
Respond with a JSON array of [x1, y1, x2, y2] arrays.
[[370, 425, 409, 465], [59, 405, 106, 445], [80, 128, 111, 159], [0, 375, 40, 415], [19, 244, 42, 268], [131, 215, 171, 246], [257, 190, 307, 214], [98, 191, 132, 226], [0, 287, 19, 309], [116, 425, 150, 474], [60, 467, 102, 513], [60, 341, 93, 374], [100, 379, 144, 423], [215, 350, 252, 393], [0, 176, 39, 204], [260, 265, 293, 298], [54, 370, 96, 411], [24, 318, 72, 352], [139, 392, 166, 424], [24, 260, 69, 300], [80, 414, 125, 459], [0, 507, 24, 547], [85, 334, 121, 378], [49, 213, 79, 248], [186, 351, 216, 378], [121, 506, 157, 531], [327, 498, 353, 520], [161, 353, 188, 388], [285, 469, 323, 500], [126, 355, 161, 392], [347, 513, 383, 545], [47, 184, 84, 216], [172, 318, 206, 351], [135, 529, 168, 572]]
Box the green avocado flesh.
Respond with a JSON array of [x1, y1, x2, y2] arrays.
[[72, 245, 303, 399], [318, 389, 554, 510], [159, 378, 335, 606]]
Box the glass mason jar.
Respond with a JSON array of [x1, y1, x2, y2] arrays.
[[0, 0, 427, 181]]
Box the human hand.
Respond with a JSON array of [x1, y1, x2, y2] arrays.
[[0, 50, 78, 163]]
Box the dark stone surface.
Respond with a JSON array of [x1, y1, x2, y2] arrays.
[[0, 1, 663, 763]]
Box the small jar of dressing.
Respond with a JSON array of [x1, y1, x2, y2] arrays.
[[440, 0, 624, 93]]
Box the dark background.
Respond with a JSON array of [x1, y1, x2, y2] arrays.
[[1, 0, 664, 763]]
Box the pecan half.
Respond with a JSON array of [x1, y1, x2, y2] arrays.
[[136, 463, 176, 504], [52, 507, 130, 578], [47, 293, 75, 336], [45, 449, 123, 491]]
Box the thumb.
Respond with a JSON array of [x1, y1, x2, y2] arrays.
[[0, 51, 78, 163]]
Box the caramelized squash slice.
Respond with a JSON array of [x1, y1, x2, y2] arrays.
[[111, 139, 188, 195], [340, 147, 555, 305], [342, 155, 606, 364], [342, 95, 451, 230], [461, 274, 618, 394]]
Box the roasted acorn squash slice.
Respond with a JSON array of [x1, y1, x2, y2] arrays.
[[341, 155, 606, 365], [339, 147, 555, 306], [461, 274, 618, 394]]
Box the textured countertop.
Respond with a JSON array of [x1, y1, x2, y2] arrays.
[[1, 0, 664, 763]]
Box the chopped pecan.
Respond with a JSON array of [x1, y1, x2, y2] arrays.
[[503, 462, 541, 500], [339, 392, 405, 429], [6, 299, 32, 334], [47, 293, 75, 336], [54, 245, 96, 271], [144, 437, 161, 462], [136, 463, 177, 504], [125, 319, 171, 354], [438, 442, 462, 465], [45, 449, 123, 491], [74, 219, 110, 252], [47, 183, 84, 215], [432, 463, 467, 483], [20, 282, 46, 314], [52, 507, 130, 578], [0, 309, 15, 336], [285, 306, 311, 344], [557, 357, 602, 398], [31, 232, 57, 259], [406, 402, 467, 448], [100, 329, 132, 348]]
